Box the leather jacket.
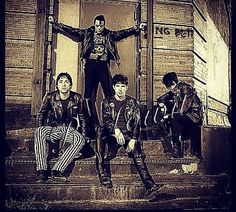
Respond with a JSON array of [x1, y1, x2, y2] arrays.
[[52, 22, 139, 66], [101, 95, 141, 140], [157, 82, 203, 123], [37, 90, 87, 136]]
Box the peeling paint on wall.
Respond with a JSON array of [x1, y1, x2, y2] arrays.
[[207, 16, 229, 105]]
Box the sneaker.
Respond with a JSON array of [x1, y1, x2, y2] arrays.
[[36, 170, 48, 183], [100, 176, 113, 188], [145, 184, 163, 199], [51, 170, 68, 182]]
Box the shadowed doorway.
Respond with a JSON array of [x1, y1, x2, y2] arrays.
[[78, 0, 139, 120]]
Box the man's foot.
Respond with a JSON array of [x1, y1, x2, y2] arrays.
[[36, 170, 48, 183], [164, 150, 174, 157], [51, 170, 69, 182], [145, 184, 163, 199], [192, 152, 203, 160], [100, 176, 113, 188], [170, 149, 183, 158], [170, 152, 183, 158]]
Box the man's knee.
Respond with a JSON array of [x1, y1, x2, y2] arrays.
[[74, 132, 85, 146], [34, 126, 47, 138]]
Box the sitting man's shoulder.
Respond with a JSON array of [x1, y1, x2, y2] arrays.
[[178, 81, 193, 89], [70, 91, 83, 98]]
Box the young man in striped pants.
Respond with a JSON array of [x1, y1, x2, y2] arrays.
[[34, 72, 89, 183]]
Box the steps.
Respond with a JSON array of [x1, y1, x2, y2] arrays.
[[5, 152, 200, 178], [4, 197, 231, 210], [5, 127, 194, 158], [5, 173, 230, 210], [4, 128, 232, 210]]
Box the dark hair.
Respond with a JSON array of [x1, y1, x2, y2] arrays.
[[112, 74, 129, 85], [162, 72, 178, 87], [56, 72, 73, 87], [94, 15, 105, 24]]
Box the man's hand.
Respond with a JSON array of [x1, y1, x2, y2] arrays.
[[48, 15, 55, 24], [84, 136, 90, 144], [114, 128, 125, 145], [139, 22, 147, 31], [126, 139, 136, 153]]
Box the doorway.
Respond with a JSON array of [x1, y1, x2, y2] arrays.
[[78, 0, 138, 119]]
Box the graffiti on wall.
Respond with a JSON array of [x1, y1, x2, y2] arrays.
[[154, 26, 194, 38]]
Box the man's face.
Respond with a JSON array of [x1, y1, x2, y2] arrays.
[[166, 81, 177, 93], [57, 76, 71, 94], [113, 83, 128, 98], [94, 20, 105, 34]]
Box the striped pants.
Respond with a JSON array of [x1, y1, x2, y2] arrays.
[[34, 125, 85, 172]]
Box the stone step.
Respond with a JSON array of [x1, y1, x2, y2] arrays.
[[5, 127, 193, 157], [5, 104, 35, 130], [5, 174, 230, 210], [5, 153, 201, 180], [5, 196, 231, 211], [5, 174, 228, 200]]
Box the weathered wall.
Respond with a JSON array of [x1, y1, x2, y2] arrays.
[[55, 0, 81, 91], [5, 0, 231, 128], [139, 0, 230, 127], [201, 126, 231, 175], [207, 0, 230, 47], [139, 0, 206, 106], [5, 0, 36, 105], [206, 0, 230, 127]]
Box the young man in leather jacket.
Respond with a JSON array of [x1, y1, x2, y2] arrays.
[[97, 73, 162, 198], [156, 72, 203, 159], [34, 72, 90, 183], [48, 14, 146, 139]]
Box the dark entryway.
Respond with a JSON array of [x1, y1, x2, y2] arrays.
[[79, 0, 139, 119]]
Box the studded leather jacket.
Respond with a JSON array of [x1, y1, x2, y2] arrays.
[[52, 22, 140, 67], [157, 82, 203, 123], [37, 90, 87, 136], [101, 95, 141, 140]]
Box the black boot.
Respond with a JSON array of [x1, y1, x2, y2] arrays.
[[161, 135, 173, 156], [133, 157, 162, 198], [171, 135, 183, 158], [190, 127, 203, 160], [96, 157, 112, 188], [36, 170, 48, 183]]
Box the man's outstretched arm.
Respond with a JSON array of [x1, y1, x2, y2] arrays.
[[110, 22, 146, 41], [49, 15, 86, 42]]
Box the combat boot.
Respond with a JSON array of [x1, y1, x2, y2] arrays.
[[171, 135, 183, 158]]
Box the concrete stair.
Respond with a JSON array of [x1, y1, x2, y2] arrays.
[[4, 128, 232, 210], [5, 174, 230, 210]]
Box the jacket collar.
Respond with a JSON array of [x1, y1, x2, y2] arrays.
[[88, 26, 109, 35], [54, 91, 75, 108]]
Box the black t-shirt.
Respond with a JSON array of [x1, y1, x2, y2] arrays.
[[61, 98, 70, 124], [114, 98, 127, 131]]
